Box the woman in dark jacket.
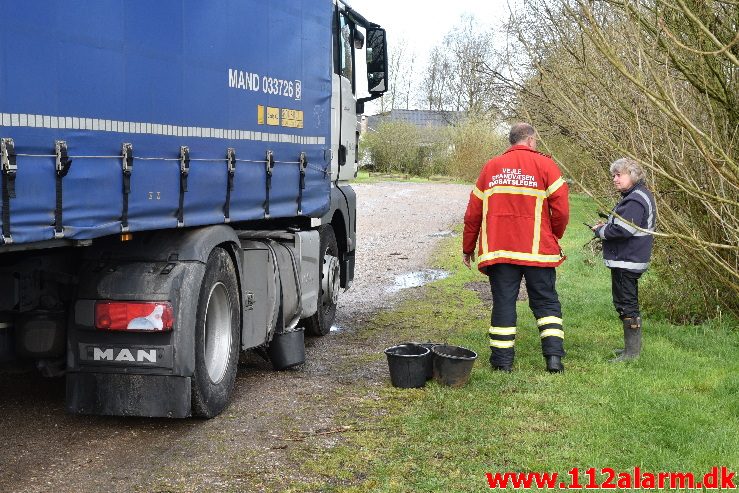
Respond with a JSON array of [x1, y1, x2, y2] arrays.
[[593, 158, 656, 362]]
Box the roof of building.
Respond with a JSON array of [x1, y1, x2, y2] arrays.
[[365, 109, 463, 131]]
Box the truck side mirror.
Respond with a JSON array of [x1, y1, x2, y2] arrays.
[[365, 27, 388, 95], [353, 29, 365, 50]]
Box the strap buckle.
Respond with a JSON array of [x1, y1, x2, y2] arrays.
[[120, 143, 133, 233], [227, 148, 236, 176], [55, 140, 72, 177], [1, 138, 17, 176], [265, 150, 274, 177], [180, 146, 190, 176], [177, 146, 190, 227], [121, 143, 133, 174]]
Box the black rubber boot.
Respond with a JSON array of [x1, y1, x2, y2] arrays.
[[545, 355, 564, 373], [490, 359, 513, 372], [490, 350, 513, 372], [490, 354, 513, 373], [610, 317, 641, 362]]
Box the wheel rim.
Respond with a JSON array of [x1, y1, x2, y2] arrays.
[[204, 282, 232, 384], [321, 252, 340, 307]]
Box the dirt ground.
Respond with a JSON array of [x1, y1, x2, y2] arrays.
[[0, 181, 472, 493]]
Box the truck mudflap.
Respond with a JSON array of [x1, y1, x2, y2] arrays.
[[67, 372, 191, 418], [66, 227, 223, 418]]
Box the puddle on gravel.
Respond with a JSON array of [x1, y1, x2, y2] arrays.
[[330, 324, 346, 333], [386, 269, 450, 293]]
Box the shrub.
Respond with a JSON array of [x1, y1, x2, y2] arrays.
[[445, 118, 508, 182], [360, 121, 421, 175]]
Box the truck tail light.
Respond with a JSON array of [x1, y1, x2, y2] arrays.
[[95, 302, 174, 332]]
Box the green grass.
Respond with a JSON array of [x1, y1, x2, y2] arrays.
[[353, 170, 466, 185], [292, 194, 739, 492]]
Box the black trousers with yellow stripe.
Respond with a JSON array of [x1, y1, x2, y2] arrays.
[[487, 263, 565, 368]]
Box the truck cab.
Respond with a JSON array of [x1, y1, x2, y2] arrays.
[[333, 1, 388, 184]]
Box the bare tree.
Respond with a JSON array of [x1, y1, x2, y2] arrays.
[[419, 15, 503, 117], [404, 52, 416, 110], [420, 46, 452, 110], [495, 0, 739, 317], [446, 15, 495, 114], [376, 37, 414, 113]]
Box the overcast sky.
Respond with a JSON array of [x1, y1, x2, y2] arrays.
[[349, 0, 510, 111], [350, 0, 508, 58]]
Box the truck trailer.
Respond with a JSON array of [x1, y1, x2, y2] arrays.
[[0, 0, 388, 418]]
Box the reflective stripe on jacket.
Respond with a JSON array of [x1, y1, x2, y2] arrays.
[[463, 145, 570, 271], [597, 182, 656, 273]]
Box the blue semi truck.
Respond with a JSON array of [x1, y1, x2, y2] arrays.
[[0, 0, 387, 417]]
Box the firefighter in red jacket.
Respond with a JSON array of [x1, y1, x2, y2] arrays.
[[463, 123, 570, 373]]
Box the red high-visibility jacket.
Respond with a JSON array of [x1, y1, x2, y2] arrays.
[[463, 145, 570, 271]]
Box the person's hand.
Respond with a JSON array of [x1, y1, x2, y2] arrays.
[[591, 221, 605, 232], [462, 252, 474, 269]]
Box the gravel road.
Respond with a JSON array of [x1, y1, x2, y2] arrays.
[[0, 181, 471, 493]]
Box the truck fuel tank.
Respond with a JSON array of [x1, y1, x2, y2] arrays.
[[239, 230, 319, 349]]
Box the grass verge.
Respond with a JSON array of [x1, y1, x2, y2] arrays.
[[289, 194, 739, 492], [354, 170, 467, 185]]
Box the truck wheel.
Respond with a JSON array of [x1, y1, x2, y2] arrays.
[[191, 248, 240, 418], [303, 225, 340, 336]]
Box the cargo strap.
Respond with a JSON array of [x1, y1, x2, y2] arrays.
[[297, 152, 307, 215], [264, 150, 274, 219], [121, 143, 133, 233], [177, 146, 190, 227], [224, 148, 236, 223], [54, 141, 73, 239], [1, 138, 17, 244]]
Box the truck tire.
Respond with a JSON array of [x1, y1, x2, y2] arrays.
[[191, 248, 240, 418], [303, 225, 340, 336]]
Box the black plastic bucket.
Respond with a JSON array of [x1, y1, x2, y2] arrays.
[[384, 344, 430, 388], [432, 344, 477, 387], [410, 342, 438, 380], [268, 329, 305, 370]]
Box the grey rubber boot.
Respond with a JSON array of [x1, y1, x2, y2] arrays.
[[612, 317, 627, 355], [610, 317, 641, 362], [612, 316, 636, 355]]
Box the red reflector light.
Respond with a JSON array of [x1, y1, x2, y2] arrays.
[[95, 302, 174, 332]]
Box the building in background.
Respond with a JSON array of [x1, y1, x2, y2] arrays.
[[359, 109, 464, 175], [361, 109, 462, 135]]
